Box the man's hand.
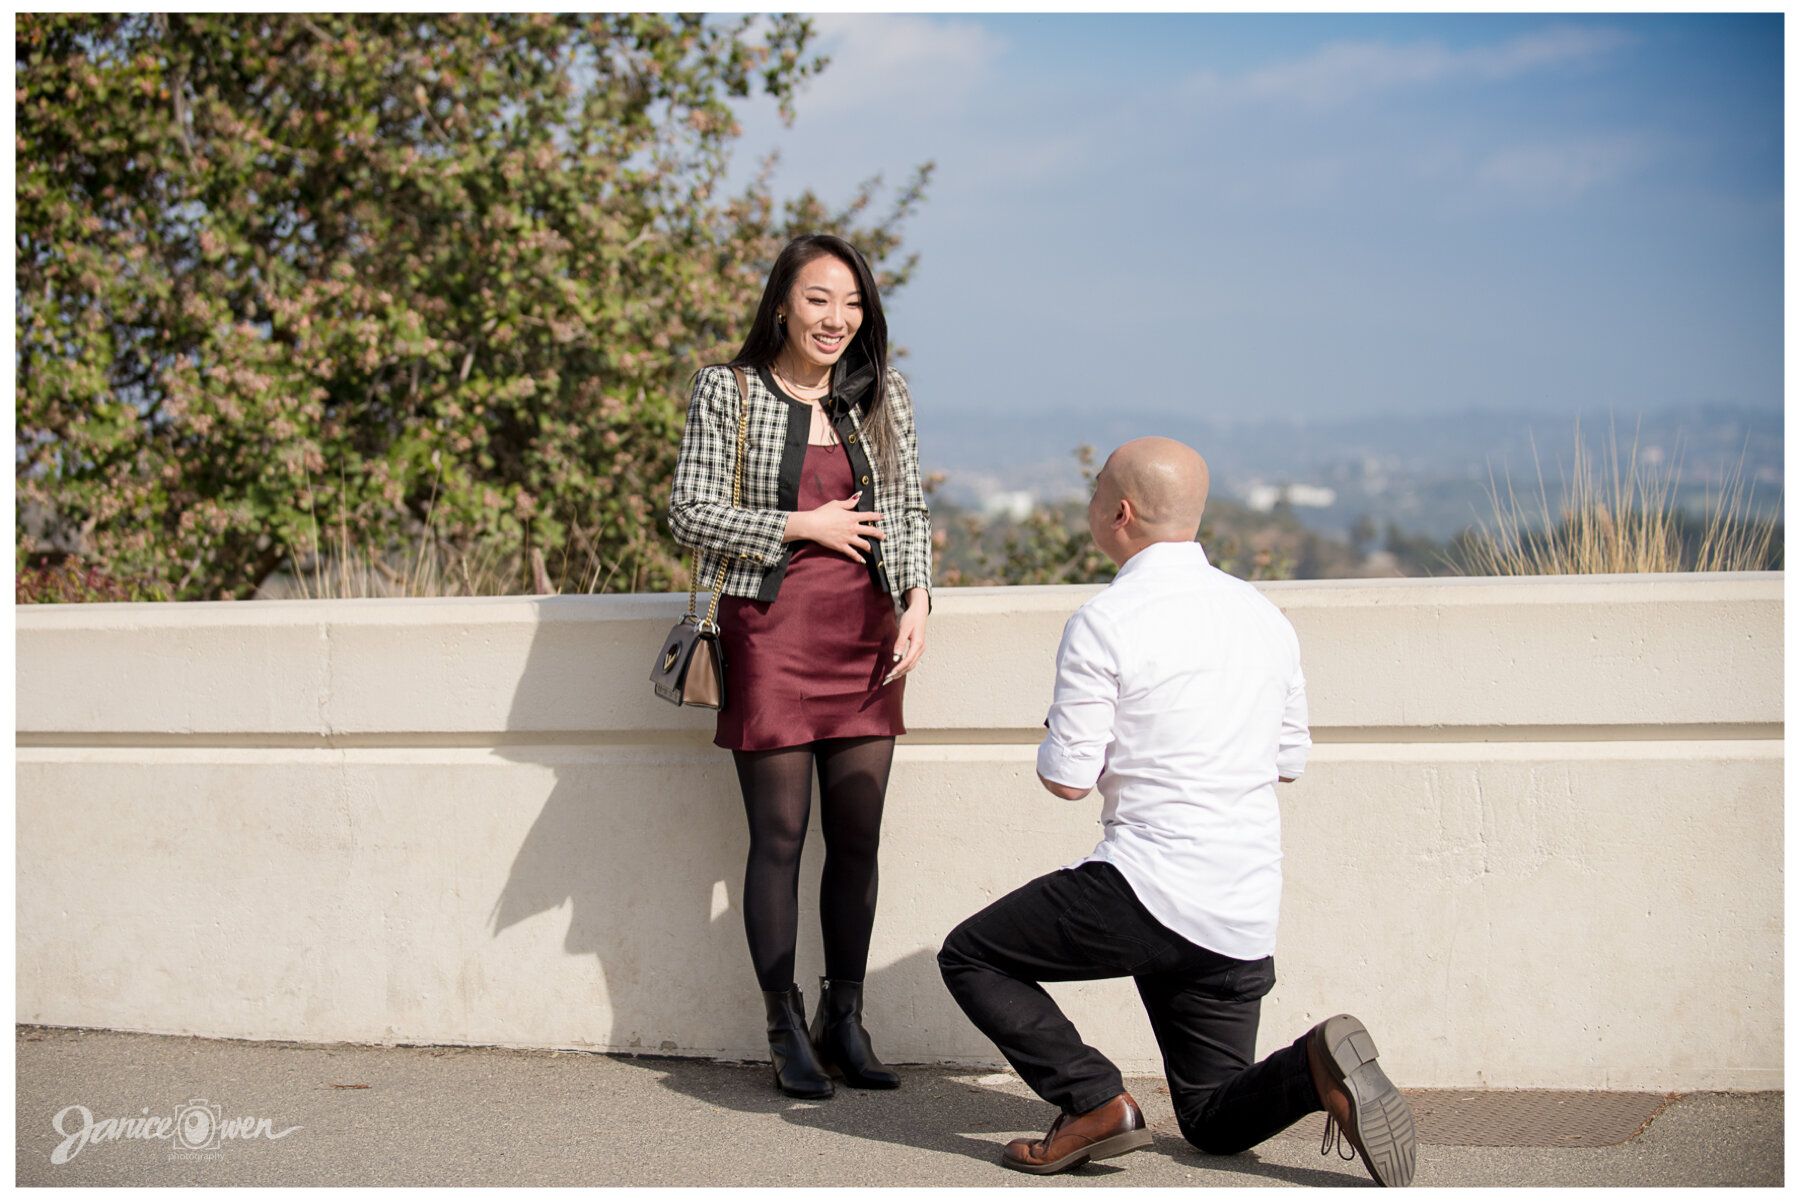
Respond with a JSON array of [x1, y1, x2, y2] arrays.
[[1038, 771, 1091, 801]]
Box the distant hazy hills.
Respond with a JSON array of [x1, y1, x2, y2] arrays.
[[917, 402, 1783, 542]]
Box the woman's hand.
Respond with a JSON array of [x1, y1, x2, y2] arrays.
[[884, 588, 929, 685], [784, 494, 885, 563]]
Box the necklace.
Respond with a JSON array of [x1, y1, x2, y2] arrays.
[[772, 361, 838, 445], [773, 361, 831, 398]]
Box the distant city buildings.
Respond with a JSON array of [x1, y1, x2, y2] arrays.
[[920, 400, 1780, 544], [1244, 483, 1338, 513], [980, 490, 1037, 522]]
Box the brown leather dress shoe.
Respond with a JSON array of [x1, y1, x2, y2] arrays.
[[1307, 1014, 1416, 1187], [1001, 1092, 1152, 1175]]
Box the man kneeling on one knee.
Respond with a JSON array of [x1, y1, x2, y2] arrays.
[[937, 437, 1416, 1186]]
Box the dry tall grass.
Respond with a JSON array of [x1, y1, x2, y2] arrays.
[[264, 532, 662, 600], [260, 481, 666, 600], [1455, 422, 1780, 576]]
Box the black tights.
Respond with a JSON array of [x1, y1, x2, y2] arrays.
[[732, 736, 895, 993]]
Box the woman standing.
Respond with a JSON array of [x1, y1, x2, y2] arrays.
[[669, 235, 932, 1098]]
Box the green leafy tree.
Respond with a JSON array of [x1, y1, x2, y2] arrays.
[[18, 13, 929, 599]]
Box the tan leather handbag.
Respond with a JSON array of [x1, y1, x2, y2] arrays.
[[650, 367, 749, 709]]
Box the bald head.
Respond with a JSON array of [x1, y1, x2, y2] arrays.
[[1101, 437, 1210, 540]]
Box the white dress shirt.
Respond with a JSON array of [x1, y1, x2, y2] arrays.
[[1036, 540, 1311, 961]]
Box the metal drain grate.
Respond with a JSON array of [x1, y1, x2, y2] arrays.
[[1276, 1090, 1673, 1148]]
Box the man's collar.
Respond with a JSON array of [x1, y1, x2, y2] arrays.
[[1114, 538, 1210, 580]]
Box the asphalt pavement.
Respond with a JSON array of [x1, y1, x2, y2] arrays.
[[15, 1026, 1783, 1187]]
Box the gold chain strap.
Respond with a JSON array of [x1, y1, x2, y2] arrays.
[[686, 367, 751, 631]]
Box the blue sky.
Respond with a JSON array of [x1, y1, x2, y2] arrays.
[[727, 13, 1783, 423]]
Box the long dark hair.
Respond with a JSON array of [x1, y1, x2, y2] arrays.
[[729, 234, 898, 481]]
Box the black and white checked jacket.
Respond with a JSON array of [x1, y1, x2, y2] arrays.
[[668, 354, 932, 612]]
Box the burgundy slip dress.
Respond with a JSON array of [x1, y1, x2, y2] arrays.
[[714, 439, 906, 751]]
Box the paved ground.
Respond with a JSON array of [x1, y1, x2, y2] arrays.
[[16, 1026, 1783, 1187]]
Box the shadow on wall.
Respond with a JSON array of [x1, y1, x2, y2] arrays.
[[485, 730, 754, 1054], [484, 607, 976, 1060]]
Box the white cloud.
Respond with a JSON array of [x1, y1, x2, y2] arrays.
[[1472, 26, 1637, 78], [1242, 40, 1461, 108], [800, 13, 1008, 118], [1184, 25, 1636, 112], [1477, 136, 1661, 202]]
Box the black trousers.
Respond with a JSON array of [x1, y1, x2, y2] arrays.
[[938, 860, 1321, 1155]]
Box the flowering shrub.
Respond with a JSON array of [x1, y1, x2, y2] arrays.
[[18, 14, 928, 599], [16, 559, 168, 604]]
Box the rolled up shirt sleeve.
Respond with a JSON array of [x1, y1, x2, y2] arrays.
[[1036, 607, 1120, 794], [1275, 662, 1312, 780]]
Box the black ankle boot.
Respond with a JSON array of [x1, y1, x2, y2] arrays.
[[809, 977, 901, 1089], [762, 985, 834, 1099]]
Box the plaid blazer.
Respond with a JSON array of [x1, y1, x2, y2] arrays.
[[669, 359, 932, 612]]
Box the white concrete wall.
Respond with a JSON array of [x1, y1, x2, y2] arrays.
[[16, 573, 1783, 1090]]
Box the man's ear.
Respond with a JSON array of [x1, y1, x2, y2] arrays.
[[1113, 496, 1135, 532]]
